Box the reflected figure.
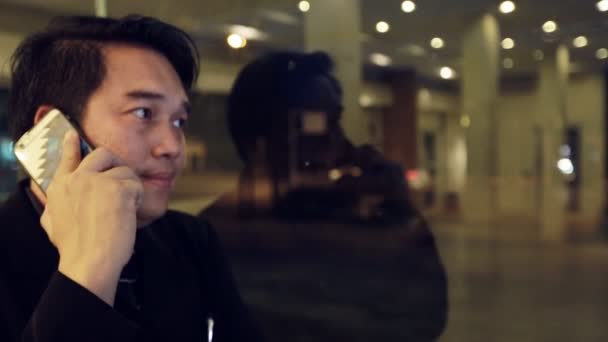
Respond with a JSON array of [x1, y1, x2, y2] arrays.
[[200, 51, 448, 341]]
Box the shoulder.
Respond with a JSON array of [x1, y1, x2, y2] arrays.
[[163, 209, 211, 229], [0, 186, 50, 266], [158, 209, 213, 239], [153, 210, 223, 255], [0, 189, 25, 223]]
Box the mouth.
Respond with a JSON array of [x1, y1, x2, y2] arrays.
[[140, 171, 176, 191]]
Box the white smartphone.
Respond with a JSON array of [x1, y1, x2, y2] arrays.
[[13, 109, 93, 193]]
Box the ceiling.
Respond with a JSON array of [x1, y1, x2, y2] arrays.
[[1, 0, 607, 81]]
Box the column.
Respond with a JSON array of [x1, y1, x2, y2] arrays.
[[461, 14, 500, 222], [94, 0, 107, 17], [444, 113, 468, 214], [536, 44, 569, 241], [384, 70, 418, 171], [304, 0, 367, 145]]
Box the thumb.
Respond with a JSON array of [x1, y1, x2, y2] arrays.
[[55, 130, 82, 176]]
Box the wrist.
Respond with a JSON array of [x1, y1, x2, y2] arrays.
[[58, 257, 123, 306]]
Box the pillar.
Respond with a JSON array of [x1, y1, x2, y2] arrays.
[[304, 0, 367, 145], [536, 44, 569, 241], [384, 70, 418, 171], [461, 14, 500, 222]]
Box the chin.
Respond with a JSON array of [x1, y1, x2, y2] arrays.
[[136, 196, 169, 227]]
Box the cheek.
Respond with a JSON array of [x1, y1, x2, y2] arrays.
[[112, 131, 148, 165], [176, 137, 187, 170], [89, 124, 146, 165]]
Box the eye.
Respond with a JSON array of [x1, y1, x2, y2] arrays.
[[132, 108, 152, 120], [173, 118, 187, 128]]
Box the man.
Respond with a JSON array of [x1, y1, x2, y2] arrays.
[[0, 15, 261, 341], [200, 51, 447, 341]]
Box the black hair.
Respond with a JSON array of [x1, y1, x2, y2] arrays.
[[227, 50, 342, 162], [8, 15, 200, 141]]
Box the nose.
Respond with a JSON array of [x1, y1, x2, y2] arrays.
[[152, 122, 183, 160]]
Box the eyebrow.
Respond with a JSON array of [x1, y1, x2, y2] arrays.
[[125, 90, 191, 115]]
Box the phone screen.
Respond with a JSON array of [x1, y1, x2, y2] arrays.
[[13, 109, 92, 193]]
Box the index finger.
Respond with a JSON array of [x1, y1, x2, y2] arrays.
[[55, 130, 82, 176]]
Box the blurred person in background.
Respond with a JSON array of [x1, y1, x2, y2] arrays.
[[200, 51, 448, 341], [0, 15, 262, 342]]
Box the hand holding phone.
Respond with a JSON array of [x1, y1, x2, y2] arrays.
[[39, 130, 143, 305], [13, 108, 144, 305]]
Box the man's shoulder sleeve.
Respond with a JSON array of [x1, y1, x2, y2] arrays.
[[0, 270, 138, 342], [24, 272, 138, 341]]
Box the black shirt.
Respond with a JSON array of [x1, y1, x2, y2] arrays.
[[0, 180, 263, 342]]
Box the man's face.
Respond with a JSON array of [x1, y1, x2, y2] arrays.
[[80, 44, 189, 226]]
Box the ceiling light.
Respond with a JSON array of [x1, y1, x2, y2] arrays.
[[439, 66, 454, 79], [227, 25, 268, 41], [298, 1, 310, 12], [542, 21, 558, 33], [503, 58, 514, 69], [401, 1, 416, 13], [573, 36, 588, 48], [430, 37, 444, 49], [370, 53, 392, 66], [499, 1, 516, 14], [533, 49, 544, 61], [376, 21, 390, 33], [596, 48, 608, 60], [597, 0, 608, 12], [501, 38, 515, 49], [227, 34, 247, 49]]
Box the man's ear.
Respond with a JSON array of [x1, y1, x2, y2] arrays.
[[33, 105, 55, 125]]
